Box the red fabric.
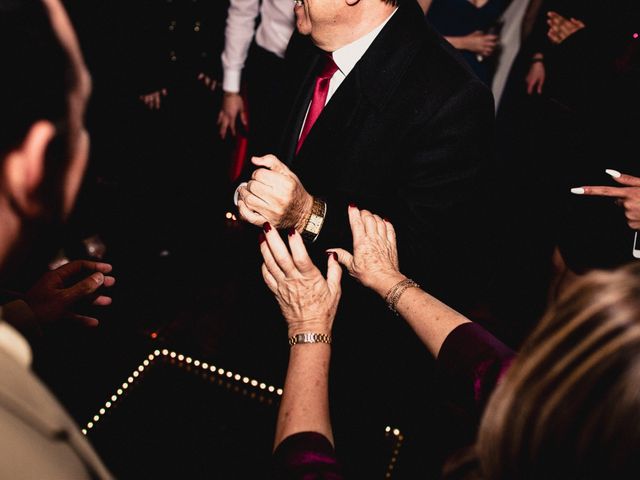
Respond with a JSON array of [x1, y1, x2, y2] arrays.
[[229, 88, 250, 182], [296, 55, 339, 154]]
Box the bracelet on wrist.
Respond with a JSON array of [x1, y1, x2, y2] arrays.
[[288, 332, 332, 346], [385, 278, 420, 316]]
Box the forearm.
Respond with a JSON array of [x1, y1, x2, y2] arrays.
[[221, 0, 260, 92], [371, 275, 471, 358], [445, 36, 467, 51], [274, 344, 333, 450], [417, 0, 433, 14]]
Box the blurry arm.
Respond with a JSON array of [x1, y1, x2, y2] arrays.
[[417, 0, 433, 14], [220, 0, 260, 94]]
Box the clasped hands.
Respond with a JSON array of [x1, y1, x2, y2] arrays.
[[237, 155, 314, 232], [547, 11, 585, 45], [259, 205, 406, 335]]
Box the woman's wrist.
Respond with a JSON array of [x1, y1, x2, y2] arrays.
[[370, 272, 408, 299], [287, 320, 333, 338]]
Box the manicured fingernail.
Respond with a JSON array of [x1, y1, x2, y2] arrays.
[[263, 222, 272, 233], [333, 252, 338, 261], [383, 217, 390, 222], [288, 227, 296, 237], [348, 203, 357, 208], [606, 169, 621, 178], [571, 187, 585, 194], [258, 232, 266, 244]]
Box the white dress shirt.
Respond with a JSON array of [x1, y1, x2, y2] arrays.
[[221, 0, 295, 93]]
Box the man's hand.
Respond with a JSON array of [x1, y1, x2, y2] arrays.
[[547, 11, 585, 45], [217, 92, 248, 139], [24, 260, 116, 327], [526, 60, 546, 95], [571, 170, 640, 229], [139, 89, 168, 110], [237, 155, 314, 231]]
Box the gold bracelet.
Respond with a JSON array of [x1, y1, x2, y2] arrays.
[[385, 279, 420, 316], [288, 332, 332, 346]]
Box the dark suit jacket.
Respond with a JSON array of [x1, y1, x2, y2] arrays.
[[280, 2, 496, 310]]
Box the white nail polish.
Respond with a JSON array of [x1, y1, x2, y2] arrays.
[[571, 188, 585, 194], [605, 169, 621, 178]]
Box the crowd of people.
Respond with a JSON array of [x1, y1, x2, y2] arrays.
[[0, 0, 639, 478]]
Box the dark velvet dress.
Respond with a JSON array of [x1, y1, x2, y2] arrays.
[[427, 0, 508, 84], [272, 323, 515, 478]]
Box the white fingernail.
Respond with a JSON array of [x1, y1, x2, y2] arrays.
[[571, 188, 585, 194], [605, 169, 621, 178]]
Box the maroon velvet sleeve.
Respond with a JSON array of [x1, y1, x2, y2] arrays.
[[437, 323, 516, 418], [272, 431, 344, 479]]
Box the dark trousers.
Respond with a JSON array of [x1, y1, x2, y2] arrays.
[[244, 43, 288, 158]]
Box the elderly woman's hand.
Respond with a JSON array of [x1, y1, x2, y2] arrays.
[[260, 223, 342, 337], [330, 206, 407, 297]]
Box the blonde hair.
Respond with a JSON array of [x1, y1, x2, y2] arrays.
[[476, 263, 640, 479]]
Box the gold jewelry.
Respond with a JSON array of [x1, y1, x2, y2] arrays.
[[301, 198, 327, 243], [288, 332, 332, 346], [385, 278, 420, 316]]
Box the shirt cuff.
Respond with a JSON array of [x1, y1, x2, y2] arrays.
[[233, 182, 248, 206], [222, 70, 242, 93]]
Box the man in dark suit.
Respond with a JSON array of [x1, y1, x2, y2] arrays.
[[234, 0, 497, 477]]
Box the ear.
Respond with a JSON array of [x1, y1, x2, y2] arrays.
[[2, 121, 56, 217]]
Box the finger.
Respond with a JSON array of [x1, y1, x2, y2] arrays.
[[161, 88, 168, 96], [66, 313, 99, 328], [260, 236, 285, 281], [348, 204, 365, 241], [361, 209, 377, 236], [261, 262, 278, 293], [251, 167, 281, 187], [538, 77, 544, 94], [92, 295, 112, 306], [219, 116, 229, 139], [373, 214, 387, 238], [263, 223, 297, 276], [326, 252, 343, 295], [198, 73, 204, 80], [240, 111, 249, 127], [251, 155, 289, 175], [287, 229, 316, 274], [102, 276, 116, 288], [237, 199, 267, 226], [55, 260, 112, 279], [230, 116, 237, 136], [64, 272, 105, 303], [384, 218, 397, 244], [526, 79, 534, 95], [610, 171, 640, 187], [573, 186, 628, 197], [246, 179, 273, 202], [329, 248, 354, 274], [240, 185, 269, 210]]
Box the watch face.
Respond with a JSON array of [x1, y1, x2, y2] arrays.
[[307, 214, 322, 234]]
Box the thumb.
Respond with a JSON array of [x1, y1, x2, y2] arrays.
[[326, 252, 343, 292], [328, 248, 354, 272], [65, 272, 104, 302]]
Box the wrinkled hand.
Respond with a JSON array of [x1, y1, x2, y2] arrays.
[[197, 72, 217, 92], [24, 260, 115, 327], [573, 170, 640, 229], [526, 60, 546, 95], [464, 31, 499, 56], [139, 89, 168, 110], [260, 223, 342, 336], [329, 206, 405, 297], [217, 92, 248, 138], [238, 155, 314, 231], [547, 11, 585, 45]]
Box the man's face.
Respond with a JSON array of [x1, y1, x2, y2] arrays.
[[42, 0, 92, 218], [294, 0, 347, 45]]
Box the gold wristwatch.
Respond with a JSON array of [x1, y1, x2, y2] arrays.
[[301, 198, 327, 243]]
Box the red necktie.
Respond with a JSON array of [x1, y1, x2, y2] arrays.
[[296, 55, 339, 154]]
